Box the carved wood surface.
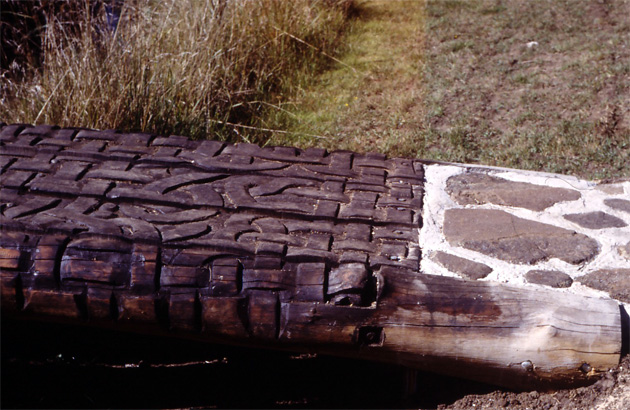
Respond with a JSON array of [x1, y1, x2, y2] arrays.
[[0, 124, 622, 390]]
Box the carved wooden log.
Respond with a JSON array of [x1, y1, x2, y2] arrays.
[[0, 124, 623, 390]]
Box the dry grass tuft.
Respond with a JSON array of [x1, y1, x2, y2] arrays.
[[0, 0, 354, 143]]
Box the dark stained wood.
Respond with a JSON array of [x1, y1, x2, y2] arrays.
[[0, 248, 21, 269]]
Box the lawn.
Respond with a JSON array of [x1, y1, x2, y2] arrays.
[[281, 0, 629, 179]]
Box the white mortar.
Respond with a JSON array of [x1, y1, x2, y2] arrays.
[[418, 162, 630, 301]]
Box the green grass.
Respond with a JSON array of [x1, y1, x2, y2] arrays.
[[421, 0, 630, 179], [267, 0, 428, 156], [266, 0, 629, 179]]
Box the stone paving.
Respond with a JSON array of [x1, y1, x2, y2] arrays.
[[420, 163, 630, 306]]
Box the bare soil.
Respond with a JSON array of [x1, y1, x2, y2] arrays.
[[442, 355, 630, 410]]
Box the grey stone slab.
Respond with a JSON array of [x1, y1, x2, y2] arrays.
[[446, 172, 580, 211], [578, 269, 630, 303], [604, 198, 630, 214], [444, 209, 599, 264], [431, 251, 492, 280], [563, 211, 627, 229], [525, 270, 573, 288]]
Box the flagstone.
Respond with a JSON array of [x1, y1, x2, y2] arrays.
[[563, 211, 627, 229], [578, 269, 630, 303], [446, 172, 580, 211], [605, 198, 630, 214], [430, 251, 493, 280], [524, 270, 573, 288], [443, 208, 599, 264]]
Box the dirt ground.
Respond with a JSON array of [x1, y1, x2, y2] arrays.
[[442, 355, 630, 410]]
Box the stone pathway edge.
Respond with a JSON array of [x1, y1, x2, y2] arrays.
[[419, 162, 630, 310]]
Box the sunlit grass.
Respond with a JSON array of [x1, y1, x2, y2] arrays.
[[272, 0, 427, 156], [272, 0, 629, 180], [422, 0, 630, 179]]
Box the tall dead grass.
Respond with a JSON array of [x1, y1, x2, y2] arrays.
[[0, 0, 354, 142]]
